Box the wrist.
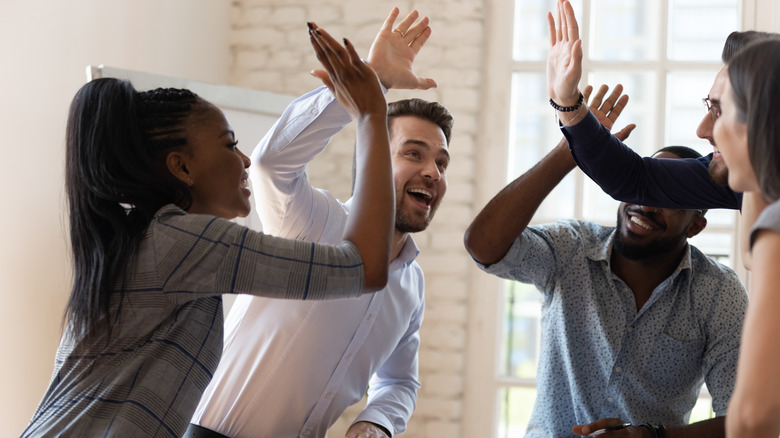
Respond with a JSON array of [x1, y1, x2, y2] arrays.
[[550, 92, 584, 111], [556, 104, 589, 127], [637, 423, 667, 438]]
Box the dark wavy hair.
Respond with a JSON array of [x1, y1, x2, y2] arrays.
[[64, 78, 203, 340], [722, 30, 780, 63], [387, 98, 454, 145], [727, 39, 780, 202]]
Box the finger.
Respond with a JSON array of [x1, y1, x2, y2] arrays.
[[555, 2, 563, 42], [404, 15, 430, 42], [309, 26, 336, 76], [312, 25, 348, 69], [563, 0, 579, 41], [601, 84, 623, 112], [572, 38, 583, 64], [609, 94, 629, 122], [421, 78, 437, 89], [343, 38, 366, 72], [310, 69, 335, 92], [560, 0, 568, 42], [582, 85, 594, 104], [393, 9, 420, 35], [409, 25, 432, 52], [380, 7, 400, 33], [547, 12, 557, 47], [614, 124, 636, 142], [589, 84, 609, 110]]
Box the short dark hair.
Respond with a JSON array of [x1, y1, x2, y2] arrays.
[[728, 39, 780, 202], [722, 30, 780, 63], [387, 98, 454, 145], [654, 145, 702, 160], [653, 146, 707, 215]]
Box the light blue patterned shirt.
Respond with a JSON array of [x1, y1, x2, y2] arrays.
[[478, 219, 747, 438]]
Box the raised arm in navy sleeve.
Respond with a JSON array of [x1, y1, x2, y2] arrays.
[[562, 111, 742, 210]]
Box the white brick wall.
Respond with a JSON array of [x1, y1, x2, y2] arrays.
[[229, 1, 485, 436]]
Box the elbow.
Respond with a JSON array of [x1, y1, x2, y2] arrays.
[[727, 399, 780, 437], [463, 224, 500, 266], [362, 265, 389, 293], [463, 224, 483, 261]]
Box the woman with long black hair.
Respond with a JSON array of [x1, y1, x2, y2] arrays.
[[23, 24, 394, 437]]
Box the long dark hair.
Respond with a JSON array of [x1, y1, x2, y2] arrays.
[[727, 39, 780, 202], [64, 78, 201, 339]]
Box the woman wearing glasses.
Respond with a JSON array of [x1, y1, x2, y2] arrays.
[[714, 38, 780, 438]]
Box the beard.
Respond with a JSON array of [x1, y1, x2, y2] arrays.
[[395, 196, 438, 233], [613, 212, 688, 261], [708, 157, 729, 186]]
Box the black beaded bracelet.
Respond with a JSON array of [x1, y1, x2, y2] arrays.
[[549, 92, 584, 112]]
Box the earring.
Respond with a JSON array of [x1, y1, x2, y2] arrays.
[[187, 178, 194, 187]]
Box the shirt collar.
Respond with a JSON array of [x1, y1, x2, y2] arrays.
[[587, 230, 694, 279]]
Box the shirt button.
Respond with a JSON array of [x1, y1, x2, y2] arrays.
[[607, 397, 614, 403], [627, 326, 633, 332], [615, 366, 622, 373]]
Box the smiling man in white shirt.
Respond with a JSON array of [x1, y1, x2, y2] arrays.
[[187, 8, 453, 438]]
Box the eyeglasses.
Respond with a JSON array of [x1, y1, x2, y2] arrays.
[[702, 97, 722, 122]]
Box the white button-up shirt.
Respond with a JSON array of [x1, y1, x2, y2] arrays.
[[191, 87, 424, 438]]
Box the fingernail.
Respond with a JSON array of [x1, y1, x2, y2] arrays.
[[307, 22, 313, 30], [343, 38, 349, 46]]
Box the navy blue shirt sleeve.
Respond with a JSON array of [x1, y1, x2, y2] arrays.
[[562, 111, 742, 210]]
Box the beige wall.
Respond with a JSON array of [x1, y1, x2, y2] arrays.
[[0, 1, 230, 434]]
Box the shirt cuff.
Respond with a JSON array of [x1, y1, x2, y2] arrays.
[[353, 412, 394, 437]]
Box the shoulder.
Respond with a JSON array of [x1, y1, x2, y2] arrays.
[[529, 219, 612, 243], [687, 245, 746, 295]]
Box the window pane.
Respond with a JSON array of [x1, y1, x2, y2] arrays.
[[584, 71, 657, 222], [668, 0, 739, 61], [498, 386, 536, 438], [589, 0, 660, 61], [513, 0, 583, 62], [689, 230, 735, 268], [500, 281, 541, 379], [508, 72, 576, 219], [666, 71, 723, 153]]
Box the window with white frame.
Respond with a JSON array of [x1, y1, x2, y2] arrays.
[[468, 0, 767, 436]]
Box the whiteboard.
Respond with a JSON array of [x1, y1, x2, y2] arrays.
[[87, 65, 296, 312]]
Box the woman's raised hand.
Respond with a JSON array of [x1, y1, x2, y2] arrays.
[[308, 22, 387, 119]]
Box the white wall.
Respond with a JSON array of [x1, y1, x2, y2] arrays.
[[0, 1, 230, 433]]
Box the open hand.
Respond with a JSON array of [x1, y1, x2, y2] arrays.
[[309, 23, 386, 119], [583, 84, 636, 141], [366, 7, 437, 90], [546, 0, 583, 107]]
